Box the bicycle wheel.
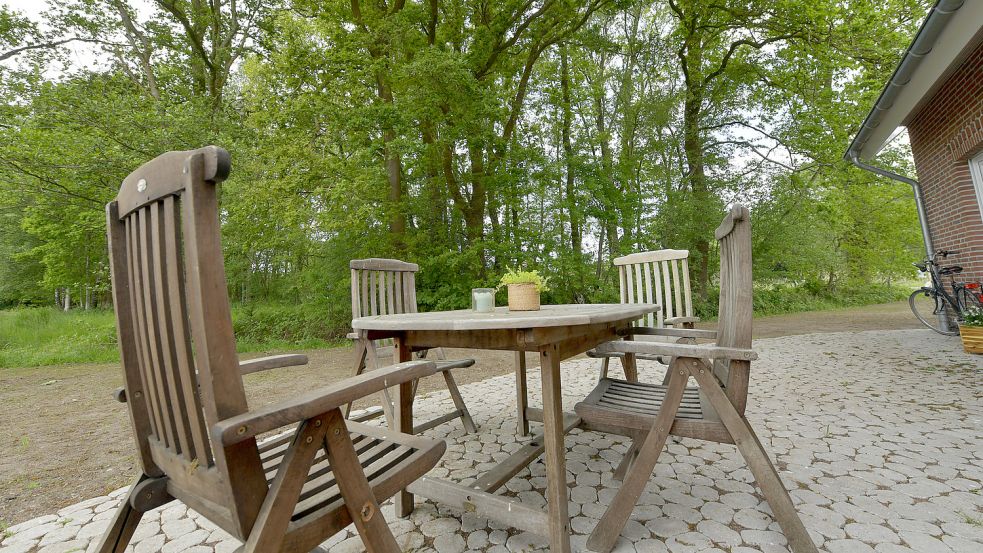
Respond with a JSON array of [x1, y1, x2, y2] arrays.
[[909, 288, 959, 335], [956, 287, 983, 312]]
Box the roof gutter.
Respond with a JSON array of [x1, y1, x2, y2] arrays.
[[845, 0, 964, 160]]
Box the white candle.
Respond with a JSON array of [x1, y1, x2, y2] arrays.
[[475, 291, 494, 312]]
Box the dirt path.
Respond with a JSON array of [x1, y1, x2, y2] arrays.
[[0, 301, 927, 526]]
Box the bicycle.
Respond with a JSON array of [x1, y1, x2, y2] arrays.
[[909, 249, 983, 335]]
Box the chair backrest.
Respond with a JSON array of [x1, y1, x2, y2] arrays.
[[106, 146, 267, 537], [712, 204, 753, 413], [613, 249, 694, 327], [350, 258, 419, 318]]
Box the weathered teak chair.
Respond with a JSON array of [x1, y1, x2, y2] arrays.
[[347, 258, 477, 434], [587, 249, 698, 381], [98, 146, 446, 553], [575, 205, 818, 553]]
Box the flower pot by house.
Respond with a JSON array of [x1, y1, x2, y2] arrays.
[[507, 283, 540, 311], [959, 324, 983, 354]]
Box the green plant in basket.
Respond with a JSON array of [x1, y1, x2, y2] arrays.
[[961, 306, 983, 327], [498, 268, 550, 292]]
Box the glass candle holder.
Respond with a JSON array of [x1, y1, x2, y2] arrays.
[[471, 288, 496, 313]]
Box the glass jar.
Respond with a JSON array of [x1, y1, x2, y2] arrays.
[[471, 288, 496, 313]]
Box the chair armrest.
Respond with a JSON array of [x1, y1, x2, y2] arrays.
[[594, 340, 757, 361], [628, 327, 717, 340], [239, 354, 309, 375], [213, 359, 438, 446], [665, 316, 700, 325]]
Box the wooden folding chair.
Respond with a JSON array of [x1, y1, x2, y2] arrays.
[[587, 249, 698, 381], [347, 258, 478, 434], [575, 205, 818, 553], [97, 146, 446, 553]]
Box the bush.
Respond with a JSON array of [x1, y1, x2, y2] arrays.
[[231, 301, 346, 351]]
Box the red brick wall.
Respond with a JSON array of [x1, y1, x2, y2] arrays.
[[907, 40, 983, 282]]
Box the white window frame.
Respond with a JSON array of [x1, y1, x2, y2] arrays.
[[972, 151, 983, 223]]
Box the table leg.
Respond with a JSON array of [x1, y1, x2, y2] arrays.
[[515, 351, 529, 437], [540, 344, 571, 553], [623, 351, 638, 382], [393, 335, 414, 517]]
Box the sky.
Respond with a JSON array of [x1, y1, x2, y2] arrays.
[[2, 0, 154, 72]]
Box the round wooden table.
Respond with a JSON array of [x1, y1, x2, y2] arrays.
[[352, 303, 658, 553]]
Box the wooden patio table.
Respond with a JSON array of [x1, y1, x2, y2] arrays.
[[351, 303, 658, 553]]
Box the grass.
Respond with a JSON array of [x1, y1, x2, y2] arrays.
[[0, 304, 343, 369], [1, 282, 913, 368]]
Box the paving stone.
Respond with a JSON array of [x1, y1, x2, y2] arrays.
[[7, 331, 983, 553], [845, 522, 900, 544]]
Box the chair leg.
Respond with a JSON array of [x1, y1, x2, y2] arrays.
[[443, 369, 478, 433], [587, 358, 691, 553], [94, 474, 150, 553], [612, 441, 638, 481], [323, 409, 401, 553], [242, 416, 329, 553], [598, 356, 610, 381], [365, 342, 396, 424], [344, 340, 368, 417], [691, 364, 819, 553]]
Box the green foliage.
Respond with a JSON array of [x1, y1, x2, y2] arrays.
[[498, 269, 550, 292], [959, 306, 983, 328], [0, 0, 931, 346]]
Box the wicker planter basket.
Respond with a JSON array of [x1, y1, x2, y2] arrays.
[[507, 283, 540, 311], [959, 324, 983, 354]]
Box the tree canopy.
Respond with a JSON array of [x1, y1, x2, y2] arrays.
[[0, 0, 928, 333]]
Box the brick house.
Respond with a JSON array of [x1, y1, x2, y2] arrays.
[[846, 0, 983, 280]]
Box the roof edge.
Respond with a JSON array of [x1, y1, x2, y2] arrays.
[[844, 0, 966, 162]]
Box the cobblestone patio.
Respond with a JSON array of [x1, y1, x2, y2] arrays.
[[2, 329, 982, 553]]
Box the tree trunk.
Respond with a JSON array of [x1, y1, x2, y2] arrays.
[[560, 44, 581, 257], [377, 80, 405, 244], [683, 90, 711, 296]]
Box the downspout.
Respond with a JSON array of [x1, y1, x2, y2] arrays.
[[847, 153, 933, 259], [847, 154, 948, 331]]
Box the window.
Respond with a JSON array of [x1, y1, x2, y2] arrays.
[[972, 151, 983, 223]]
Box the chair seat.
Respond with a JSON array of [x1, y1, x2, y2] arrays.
[[257, 420, 445, 524], [575, 378, 709, 434]]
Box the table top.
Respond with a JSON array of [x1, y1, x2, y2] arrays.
[[351, 303, 658, 332]]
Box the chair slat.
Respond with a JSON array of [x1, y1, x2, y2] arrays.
[[386, 270, 395, 315], [138, 206, 178, 451], [163, 196, 213, 466], [359, 270, 368, 317], [368, 270, 377, 316], [643, 263, 654, 327], [625, 265, 638, 303], [407, 272, 418, 313], [682, 258, 693, 317], [661, 260, 673, 320], [651, 261, 664, 327], [350, 269, 360, 319], [150, 201, 193, 459], [671, 259, 683, 319], [125, 216, 163, 442], [618, 266, 627, 304], [394, 272, 404, 313]]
